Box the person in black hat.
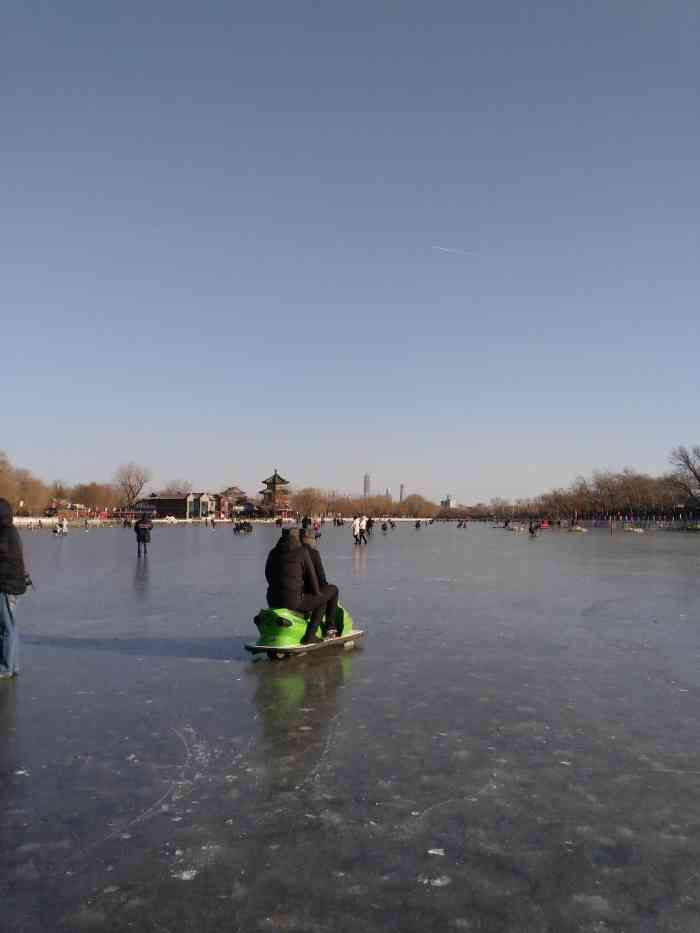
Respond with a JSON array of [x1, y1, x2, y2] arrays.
[[265, 527, 326, 644], [300, 527, 341, 638]]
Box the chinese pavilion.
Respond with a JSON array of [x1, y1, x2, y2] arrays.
[[259, 470, 292, 517]]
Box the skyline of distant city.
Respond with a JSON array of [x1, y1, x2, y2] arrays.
[[361, 474, 409, 503]]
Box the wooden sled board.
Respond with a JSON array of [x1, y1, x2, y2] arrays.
[[245, 630, 365, 656]]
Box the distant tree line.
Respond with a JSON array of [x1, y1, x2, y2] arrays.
[[436, 446, 700, 521], [290, 487, 438, 518], [0, 452, 155, 515], [3, 443, 699, 521]]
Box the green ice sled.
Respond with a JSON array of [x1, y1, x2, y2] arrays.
[[251, 604, 354, 649]]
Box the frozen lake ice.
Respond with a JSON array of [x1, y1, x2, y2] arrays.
[[3, 521, 700, 931]]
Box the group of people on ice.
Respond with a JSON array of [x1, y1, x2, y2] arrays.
[[351, 515, 373, 545]]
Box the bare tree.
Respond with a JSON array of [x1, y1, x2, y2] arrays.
[[0, 451, 18, 504], [72, 482, 118, 510], [670, 446, 700, 502], [489, 497, 512, 520], [49, 480, 70, 502], [13, 469, 49, 514], [161, 479, 193, 495], [290, 487, 328, 517], [114, 463, 152, 507]]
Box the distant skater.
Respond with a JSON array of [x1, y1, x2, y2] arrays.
[[359, 515, 368, 545], [134, 514, 153, 556], [352, 515, 361, 546]]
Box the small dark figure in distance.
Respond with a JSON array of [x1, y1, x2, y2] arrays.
[[134, 514, 153, 556]]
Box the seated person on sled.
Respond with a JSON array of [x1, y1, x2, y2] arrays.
[[300, 526, 341, 637], [265, 527, 328, 645]]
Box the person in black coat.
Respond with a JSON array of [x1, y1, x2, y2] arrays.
[[300, 527, 341, 637], [0, 499, 30, 678], [134, 514, 153, 556], [265, 527, 327, 644]]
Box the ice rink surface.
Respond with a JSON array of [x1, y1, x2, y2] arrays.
[[3, 522, 700, 932]]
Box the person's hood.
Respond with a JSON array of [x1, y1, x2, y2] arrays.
[[0, 498, 13, 527], [276, 527, 301, 551]]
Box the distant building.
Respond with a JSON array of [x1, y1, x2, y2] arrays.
[[399, 483, 405, 502], [440, 494, 458, 510], [385, 487, 391, 499], [220, 485, 249, 516], [259, 469, 293, 518], [363, 473, 371, 497], [135, 492, 218, 519]]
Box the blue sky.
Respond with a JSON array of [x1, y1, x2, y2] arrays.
[[3, 1, 698, 502]]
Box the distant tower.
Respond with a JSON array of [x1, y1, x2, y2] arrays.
[[363, 473, 371, 497], [399, 483, 405, 502], [385, 487, 390, 499], [259, 469, 290, 514]]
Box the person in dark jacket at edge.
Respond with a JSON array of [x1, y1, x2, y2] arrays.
[[134, 513, 153, 556], [265, 527, 326, 645], [300, 527, 341, 637], [0, 499, 31, 679]]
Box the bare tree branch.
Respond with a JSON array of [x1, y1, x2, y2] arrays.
[[670, 446, 700, 499], [161, 479, 193, 495], [114, 463, 152, 507]]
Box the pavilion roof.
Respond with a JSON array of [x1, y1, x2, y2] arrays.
[[262, 470, 289, 487]]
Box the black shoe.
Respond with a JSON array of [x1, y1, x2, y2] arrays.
[[301, 634, 324, 646]]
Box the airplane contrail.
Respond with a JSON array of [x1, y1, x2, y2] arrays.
[[431, 245, 478, 256]]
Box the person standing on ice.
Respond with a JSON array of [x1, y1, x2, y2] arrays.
[[359, 515, 368, 545], [134, 513, 153, 556], [0, 499, 31, 679], [352, 515, 361, 546]]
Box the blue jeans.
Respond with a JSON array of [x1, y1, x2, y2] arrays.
[[0, 593, 19, 676]]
